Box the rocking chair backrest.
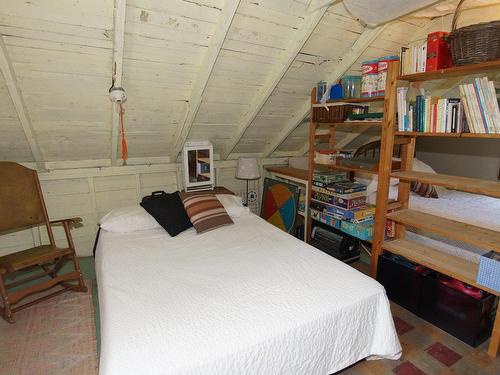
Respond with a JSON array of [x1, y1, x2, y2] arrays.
[[0, 162, 55, 246]]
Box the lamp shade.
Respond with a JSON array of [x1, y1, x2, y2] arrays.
[[236, 157, 260, 180]]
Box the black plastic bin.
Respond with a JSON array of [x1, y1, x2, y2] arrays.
[[376, 253, 429, 315], [420, 273, 497, 347]]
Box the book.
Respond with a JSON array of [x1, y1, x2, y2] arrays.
[[459, 78, 500, 134], [313, 171, 347, 184], [311, 185, 366, 199], [309, 200, 372, 221], [400, 39, 427, 75]]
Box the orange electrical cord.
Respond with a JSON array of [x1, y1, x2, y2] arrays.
[[119, 103, 127, 161]]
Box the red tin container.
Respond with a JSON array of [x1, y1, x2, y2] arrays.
[[426, 31, 452, 71]]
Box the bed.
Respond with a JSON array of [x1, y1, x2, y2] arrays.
[[95, 211, 401, 375], [359, 140, 500, 263]]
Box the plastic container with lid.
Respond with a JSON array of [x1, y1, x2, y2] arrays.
[[341, 75, 361, 98], [377, 56, 399, 96], [361, 60, 378, 97], [316, 81, 327, 102]]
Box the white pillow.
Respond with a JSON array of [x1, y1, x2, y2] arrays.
[[356, 175, 399, 196], [99, 205, 161, 233], [216, 194, 250, 218]]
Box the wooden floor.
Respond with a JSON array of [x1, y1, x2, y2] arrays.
[[340, 260, 500, 374]]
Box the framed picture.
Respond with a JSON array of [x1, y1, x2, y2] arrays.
[[260, 177, 299, 234], [183, 141, 214, 191]]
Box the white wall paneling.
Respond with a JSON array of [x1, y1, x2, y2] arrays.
[[0, 158, 287, 257]]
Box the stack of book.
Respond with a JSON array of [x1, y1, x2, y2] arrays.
[[309, 174, 374, 241], [397, 90, 466, 133], [400, 39, 427, 76], [459, 77, 500, 134], [397, 77, 500, 134]]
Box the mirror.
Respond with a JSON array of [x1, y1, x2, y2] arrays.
[[188, 149, 211, 183]]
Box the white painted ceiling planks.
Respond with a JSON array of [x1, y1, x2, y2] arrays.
[[2, 0, 476, 168]]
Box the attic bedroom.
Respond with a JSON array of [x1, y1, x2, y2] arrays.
[[0, 0, 499, 374]]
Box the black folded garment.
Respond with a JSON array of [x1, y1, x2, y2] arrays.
[[140, 191, 192, 236]]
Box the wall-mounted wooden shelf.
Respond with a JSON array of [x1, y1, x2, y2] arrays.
[[265, 166, 308, 181], [395, 131, 500, 139], [399, 59, 500, 82], [387, 209, 500, 253], [391, 171, 500, 198], [314, 134, 330, 140], [383, 239, 498, 296], [313, 162, 378, 175]]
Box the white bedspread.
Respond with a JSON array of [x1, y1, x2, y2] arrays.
[[96, 213, 401, 375]]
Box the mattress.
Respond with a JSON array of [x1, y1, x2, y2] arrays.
[[96, 213, 401, 375]]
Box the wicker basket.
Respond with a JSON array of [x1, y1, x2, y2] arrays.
[[448, 0, 500, 66], [312, 104, 367, 123]]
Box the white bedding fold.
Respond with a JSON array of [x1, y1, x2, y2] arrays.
[[96, 214, 401, 375]]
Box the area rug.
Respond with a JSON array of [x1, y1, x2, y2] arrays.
[[0, 281, 98, 375]]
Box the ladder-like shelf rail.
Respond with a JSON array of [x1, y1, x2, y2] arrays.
[[387, 209, 500, 253], [391, 171, 500, 198]]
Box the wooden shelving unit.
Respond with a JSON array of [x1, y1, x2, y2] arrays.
[[371, 59, 500, 357], [305, 66, 400, 246]]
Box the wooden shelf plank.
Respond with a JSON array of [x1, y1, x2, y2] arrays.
[[391, 171, 500, 198], [399, 59, 500, 82], [312, 97, 384, 106], [315, 133, 330, 139], [387, 209, 500, 253], [313, 162, 378, 175], [315, 121, 382, 126], [395, 131, 500, 139], [265, 166, 308, 181], [383, 239, 499, 296], [341, 121, 382, 126]]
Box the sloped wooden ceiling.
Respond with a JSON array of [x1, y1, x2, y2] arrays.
[[0, 0, 435, 167]]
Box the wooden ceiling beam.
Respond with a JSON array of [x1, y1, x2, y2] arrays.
[[261, 24, 386, 157], [170, 0, 241, 161], [220, 2, 328, 160], [110, 0, 127, 166], [0, 36, 45, 171]]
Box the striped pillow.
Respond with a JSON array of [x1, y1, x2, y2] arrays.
[[179, 192, 233, 233], [410, 181, 439, 198]]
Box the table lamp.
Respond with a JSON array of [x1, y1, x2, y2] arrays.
[[236, 157, 260, 206]]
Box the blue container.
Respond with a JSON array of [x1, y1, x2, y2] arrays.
[[329, 83, 343, 100], [477, 251, 500, 293]]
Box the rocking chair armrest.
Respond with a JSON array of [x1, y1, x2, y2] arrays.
[[49, 218, 81, 250]]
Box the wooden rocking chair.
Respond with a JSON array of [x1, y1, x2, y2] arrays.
[[0, 162, 87, 323]]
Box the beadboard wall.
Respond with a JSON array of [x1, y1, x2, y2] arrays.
[[0, 158, 286, 257]]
